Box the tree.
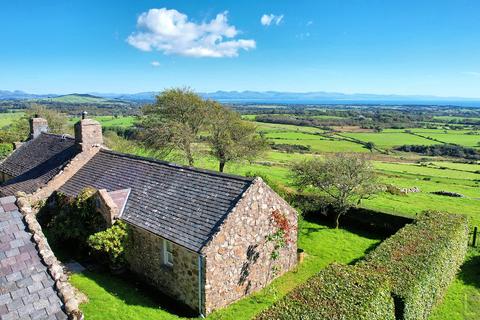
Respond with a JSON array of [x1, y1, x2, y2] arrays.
[[140, 88, 211, 166], [0, 104, 68, 143], [365, 141, 375, 152], [208, 103, 267, 172], [291, 154, 378, 228]]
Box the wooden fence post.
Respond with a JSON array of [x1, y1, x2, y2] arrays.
[[473, 226, 477, 247]]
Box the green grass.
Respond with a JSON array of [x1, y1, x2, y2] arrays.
[[254, 122, 323, 134], [342, 132, 439, 148], [420, 133, 480, 147], [70, 220, 381, 320], [433, 116, 480, 122], [70, 115, 137, 128], [374, 162, 480, 181], [0, 112, 24, 128]]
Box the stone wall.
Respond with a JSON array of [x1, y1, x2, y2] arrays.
[[95, 189, 118, 226], [125, 225, 200, 312], [201, 178, 298, 314]]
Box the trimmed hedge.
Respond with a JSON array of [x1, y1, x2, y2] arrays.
[[256, 264, 395, 320], [256, 211, 468, 320], [360, 211, 469, 320]]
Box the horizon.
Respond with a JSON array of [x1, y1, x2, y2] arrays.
[[1, 1, 480, 97]]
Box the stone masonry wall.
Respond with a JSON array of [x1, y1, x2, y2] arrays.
[[201, 178, 298, 314], [125, 225, 200, 312]]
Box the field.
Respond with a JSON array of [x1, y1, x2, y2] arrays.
[[341, 132, 439, 148], [0, 112, 24, 128]]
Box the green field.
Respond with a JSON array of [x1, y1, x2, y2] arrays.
[[71, 220, 381, 320], [69, 115, 137, 128], [0, 112, 24, 128], [421, 133, 480, 147], [342, 132, 440, 148]]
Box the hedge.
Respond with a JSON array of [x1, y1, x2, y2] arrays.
[[256, 264, 395, 320], [360, 211, 469, 320]]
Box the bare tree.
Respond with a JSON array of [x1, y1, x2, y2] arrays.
[[291, 154, 378, 228]]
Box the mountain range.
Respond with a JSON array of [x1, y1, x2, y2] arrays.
[[1, 90, 480, 105]]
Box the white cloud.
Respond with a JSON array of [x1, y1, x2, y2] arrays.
[[462, 71, 480, 77], [151, 61, 160, 67], [260, 14, 284, 26], [127, 8, 256, 58]]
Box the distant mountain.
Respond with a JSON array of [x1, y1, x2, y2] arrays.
[[31, 93, 130, 105], [0, 90, 56, 100], [2, 90, 480, 106], [96, 90, 480, 104]]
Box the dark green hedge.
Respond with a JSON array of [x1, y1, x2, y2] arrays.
[[256, 264, 395, 320], [256, 211, 468, 320], [360, 211, 469, 320]]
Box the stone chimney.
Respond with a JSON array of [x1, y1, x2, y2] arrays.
[[29, 115, 48, 140], [74, 112, 103, 151]]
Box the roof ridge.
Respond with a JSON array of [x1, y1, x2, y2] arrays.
[[98, 148, 255, 183]]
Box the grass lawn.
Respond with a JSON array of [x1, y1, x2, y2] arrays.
[[70, 220, 381, 320]]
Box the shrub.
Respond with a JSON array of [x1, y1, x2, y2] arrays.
[[88, 220, 130, 267], [38, 187, 107, 258], [0, 142, 12, 159], [256, 264, 394, 320], [360, 211, 469, 320]]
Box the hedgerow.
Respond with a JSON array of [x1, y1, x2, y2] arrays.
[[256, 264, 395, 320], [257, 211, 468, 320], [360, 211, 469, 320]]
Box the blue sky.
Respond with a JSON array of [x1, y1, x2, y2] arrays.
[[1, 0, 479, 97]]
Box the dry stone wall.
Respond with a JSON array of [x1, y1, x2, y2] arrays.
[[201, 178, 298, 314], [125, 225, 200, 312]]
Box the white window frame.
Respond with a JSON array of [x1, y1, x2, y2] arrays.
[[163, 239, 174, 267]]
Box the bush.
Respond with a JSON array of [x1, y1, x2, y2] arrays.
[[256, 264, 394, 320], [0, 142, 12, 159], [38, 187, 107, 258], [360, 211, 469, 320], [88, 220, 130, 267]]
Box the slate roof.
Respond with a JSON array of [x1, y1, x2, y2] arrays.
[[59, 150, 253, 252], [0, 133, 79, 197], [0, 196, 67, 320]]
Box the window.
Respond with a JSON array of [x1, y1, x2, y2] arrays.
[[163, 239, 174, 267]]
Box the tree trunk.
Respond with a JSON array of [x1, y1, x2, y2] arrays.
[[219, 161, 225, 172], [334, 212, 341, 229], [186, 147, 194, 166]]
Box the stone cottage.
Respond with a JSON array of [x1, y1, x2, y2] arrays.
[[0, 116, 298, 316]]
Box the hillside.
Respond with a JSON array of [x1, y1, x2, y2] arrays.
[[32, 93, 130, 105]]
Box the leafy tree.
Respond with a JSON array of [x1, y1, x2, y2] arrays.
[[140, 88, 211, 166], [1, 104, 69, 143], [291, 154, 378, 228], [365, 141, 375, 152], [208, 103, 267, 172]]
